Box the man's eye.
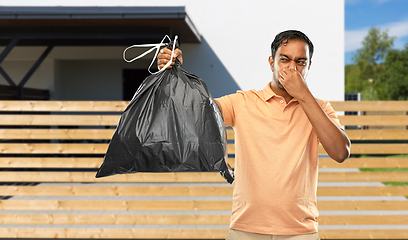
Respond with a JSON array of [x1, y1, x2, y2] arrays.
[[297, 61, 306, 66], [280, 58, 289, 62]]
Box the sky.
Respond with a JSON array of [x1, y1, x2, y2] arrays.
[[345, 0, 408, 65]]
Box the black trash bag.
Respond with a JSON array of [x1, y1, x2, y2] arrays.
[[96, 40, 234, 183]]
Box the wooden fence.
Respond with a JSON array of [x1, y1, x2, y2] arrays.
[[0, 101, 407, 239]]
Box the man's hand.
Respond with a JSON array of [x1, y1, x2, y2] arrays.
[[278, 67, 310, 101], [157, 48, 183, 70]]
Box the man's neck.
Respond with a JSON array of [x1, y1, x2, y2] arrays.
[[270, 82, 293, 104]]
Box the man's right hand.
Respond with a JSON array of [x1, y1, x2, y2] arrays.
[[157, 48, 183, 70]]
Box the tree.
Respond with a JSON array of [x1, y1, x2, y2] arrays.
[[354, 27, 395, 67], [379, 44, 408, 100], [345, 64, 362, 93], [345, 27, 395, 100]]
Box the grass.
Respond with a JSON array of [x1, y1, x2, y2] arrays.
[[358, 165, 408, 192], [382, 182, 408, 186], [359, 154, 408, 158], [354, 155, 408, 195], [385, 154, 408, 158], [382, 182, 408, 199], [359, 168, 408, 172]]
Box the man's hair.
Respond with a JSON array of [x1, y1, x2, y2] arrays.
[[271, 30, 314, 60]]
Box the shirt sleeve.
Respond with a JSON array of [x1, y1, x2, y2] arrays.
[[315, 99, 345, 145], [320, 99, 344, 130], [215, 91, 246, 127]]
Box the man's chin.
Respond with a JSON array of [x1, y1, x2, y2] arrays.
[[272, 77, 287, 91], [277, 82, 286, 91]]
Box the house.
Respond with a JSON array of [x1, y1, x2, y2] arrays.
[[0, 1, 344, 101]]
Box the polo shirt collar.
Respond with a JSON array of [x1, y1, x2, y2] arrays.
[[262, 82, 276, 102], [262, 82, 298, 103]]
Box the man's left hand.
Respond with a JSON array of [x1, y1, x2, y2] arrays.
[[278, 68, 310, 100]]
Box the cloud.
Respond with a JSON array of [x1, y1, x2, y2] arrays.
[[345, 0, 394, 5], [376, 0, 394, 3], [345, 18, 408, 52], [386, 19, 408, 39]]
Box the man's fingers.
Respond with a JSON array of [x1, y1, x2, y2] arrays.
[[158, 53, 172, 60], [279, 71, 285, 80], [161, 48, 172, 54], [174, 49, 182, 58], [157, 47, 182, 70], [158, 59, 176, 70]]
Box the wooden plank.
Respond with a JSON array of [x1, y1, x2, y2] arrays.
[[1, 200, 407, 211], [0, 143, 108, 154], [0, 228, 229, 239], [0, 171, 226, 183], [0, 228, 406, 239], [0, 213, 230, 225], [318, 171, 408, 182], [0, 115, 120, 126], [0, 200, 232, 211], [231, 143, 408, 155], [1, 214, 407, 226], [226, 129, 234, 140], [231, 157, 408, 169], [5, 121, 408, 140], [3, 126, 408, 141], [0, 157, 230, 169], [0, 143, 232, 155], [0, 185, 233, 197], [209, 129, 408, 141], [346, 129, 408, 140], [0, 157, 103, 168], [0, 129, 115, 140], [319, 157, 408, 168], [0, 143, 406, 155], [330, 101, 408, 112], [338, 115, 408, 126], [350, 143, 408, 154], [0, 143, 234, 155], [317, 186, 408, 196], [108, 156, 405, 169], [319, 144, 408, 155], [228, 158, 235, 168], [317, 200, 408, 210], [5, 156, 242, 169], [227, 144, 234, 154], [318, 215, 408, 225], [1, 101, 406, 113], [1, 185, 406, 197], [0, 101, 128, 112], [0, 171, 407, 183], [319, 229, 408, 239]]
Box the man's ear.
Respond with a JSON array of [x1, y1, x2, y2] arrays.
[[268, 56, 274, 72]]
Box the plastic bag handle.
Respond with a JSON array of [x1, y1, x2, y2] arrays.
[[123, 35, 179, 75]]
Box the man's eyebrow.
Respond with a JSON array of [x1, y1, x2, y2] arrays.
[[297, 57, 308, 61], [279, 54, 308, 61]]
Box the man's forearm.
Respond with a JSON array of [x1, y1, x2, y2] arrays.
[[298, 93, 351, 163]]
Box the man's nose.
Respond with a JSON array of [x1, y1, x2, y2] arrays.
[[288, 60, 297, 70]]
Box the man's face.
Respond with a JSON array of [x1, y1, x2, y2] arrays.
[[268, 40, 312, 90]]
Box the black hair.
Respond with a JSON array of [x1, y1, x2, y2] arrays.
[[271, 30, 314, 60]]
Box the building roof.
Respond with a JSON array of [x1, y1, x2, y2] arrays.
[[0, 6, 201, 46]]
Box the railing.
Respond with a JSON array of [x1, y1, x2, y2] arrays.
[[0, 101, 407, 239]]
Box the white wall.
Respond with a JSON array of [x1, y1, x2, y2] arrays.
[[1, 0, 345, 101], [1, 46, 153, 100]]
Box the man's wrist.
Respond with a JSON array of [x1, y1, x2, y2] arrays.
[[297, 89, 314, 104]]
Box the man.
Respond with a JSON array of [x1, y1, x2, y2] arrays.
[[158, 30, 351, 240]]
